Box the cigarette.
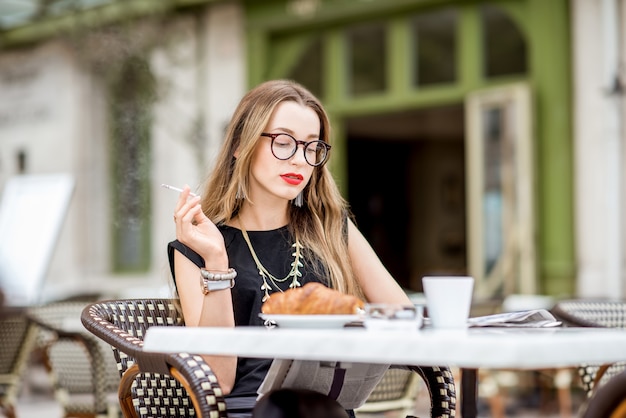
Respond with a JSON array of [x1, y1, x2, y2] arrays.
[[161, 183, 200, 198]]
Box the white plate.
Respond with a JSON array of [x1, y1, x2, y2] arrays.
[[259, 314, 361, 329]]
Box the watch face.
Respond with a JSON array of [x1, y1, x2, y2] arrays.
[[200, 276, 234, 295]]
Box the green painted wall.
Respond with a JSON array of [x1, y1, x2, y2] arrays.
[[527, 0, 574, 295]]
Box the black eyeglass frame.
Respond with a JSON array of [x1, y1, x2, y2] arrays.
[[261, 132, 332, 167]]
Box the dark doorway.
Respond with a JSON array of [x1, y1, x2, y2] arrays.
[[346, 104, 467, 291]]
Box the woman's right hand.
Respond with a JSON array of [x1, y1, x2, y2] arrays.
[[173, 185, 228, 270]]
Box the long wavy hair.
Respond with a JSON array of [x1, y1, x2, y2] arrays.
[[200, 79, 364, 299]]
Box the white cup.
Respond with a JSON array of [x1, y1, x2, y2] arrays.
[[422, 276, 474, 329]]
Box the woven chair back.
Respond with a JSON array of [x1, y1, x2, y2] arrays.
[[28, 301, 121, 417], [367, 368, 413, 402], [89, 299, 183, 375], [0, 315, 31, 374], [552, 300, 626, 328], [0, 312, 38, 418], [355, 368, 420, 416], [552, 299, 626, 394], [84, 299, 206, 417]]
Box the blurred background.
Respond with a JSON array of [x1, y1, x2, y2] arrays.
[[1, 0, 623, 304], [0, 0, 624, 416], [1, 0, 622, 305]]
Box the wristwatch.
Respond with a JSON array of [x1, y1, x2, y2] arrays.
[[199, 268, 237, 295]]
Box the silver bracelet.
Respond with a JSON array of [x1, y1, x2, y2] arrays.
[[200, 268, 237, 281]]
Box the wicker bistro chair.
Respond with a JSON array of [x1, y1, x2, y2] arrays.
[[81, 298, 457, 418], [551, 299, 626, 396], [26, 301, 120, 418], [81, 299, 227, 418], [0, 308, 38, 418]]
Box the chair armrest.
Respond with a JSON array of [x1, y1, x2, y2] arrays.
[[119, 352, 227, 418], [166, 353, 227, 417], [403, 365, 456, 418], [81, 302, 146, 361], [81, 302, 183, 379]]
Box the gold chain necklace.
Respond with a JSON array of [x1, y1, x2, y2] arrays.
[[239, 223, 303, 302]]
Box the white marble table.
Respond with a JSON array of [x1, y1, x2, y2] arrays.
[[143, 326, 626, 417]]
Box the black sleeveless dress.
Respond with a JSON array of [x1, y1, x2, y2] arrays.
[[167, 224, 330, 398]]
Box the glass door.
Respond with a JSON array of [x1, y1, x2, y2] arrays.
[[465, 83, 535, 299]]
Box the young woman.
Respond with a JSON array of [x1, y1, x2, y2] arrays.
[[168, 79, 411, 417]]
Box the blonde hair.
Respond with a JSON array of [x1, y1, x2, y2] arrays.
[[200, 80, 364, 299]]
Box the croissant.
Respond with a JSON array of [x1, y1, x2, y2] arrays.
[[261, 282, 364, 315]]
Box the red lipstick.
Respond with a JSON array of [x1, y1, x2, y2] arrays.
[[281, 173, 304, 185]]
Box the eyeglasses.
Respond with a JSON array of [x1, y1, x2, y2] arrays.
[[261, 132, 331, 167]]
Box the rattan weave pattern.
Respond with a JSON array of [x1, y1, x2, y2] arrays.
[[551, 299, 626, 395], [365, 368, 414, 403], [27, 301, 121, 417], [0, 315, 33, 374], [406, 365, 456, 418], [0, 312, 38, 418], [83, 299, 457, 418], [135, 371, 194, 416], [553, 300, 626, 328], [81, 299, 227, 418]]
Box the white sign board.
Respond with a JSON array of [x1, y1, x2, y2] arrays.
[[0, 174, 74, 306]]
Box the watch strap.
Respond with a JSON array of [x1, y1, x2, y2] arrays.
[[200, 277, 234, 295]]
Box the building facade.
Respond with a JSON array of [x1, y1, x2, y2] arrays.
[[0, 0, 623, 303], [0, 1, 246, 300]]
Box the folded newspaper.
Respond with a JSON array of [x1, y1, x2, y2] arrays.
[[467, 309, 561, 328], [257, 359, 389, 409]]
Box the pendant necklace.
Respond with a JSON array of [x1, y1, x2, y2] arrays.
[[239, 222, 303, 302]]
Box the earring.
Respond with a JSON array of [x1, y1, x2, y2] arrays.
[[236, 184, 246, 200], [293, 192, 303, 207]]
